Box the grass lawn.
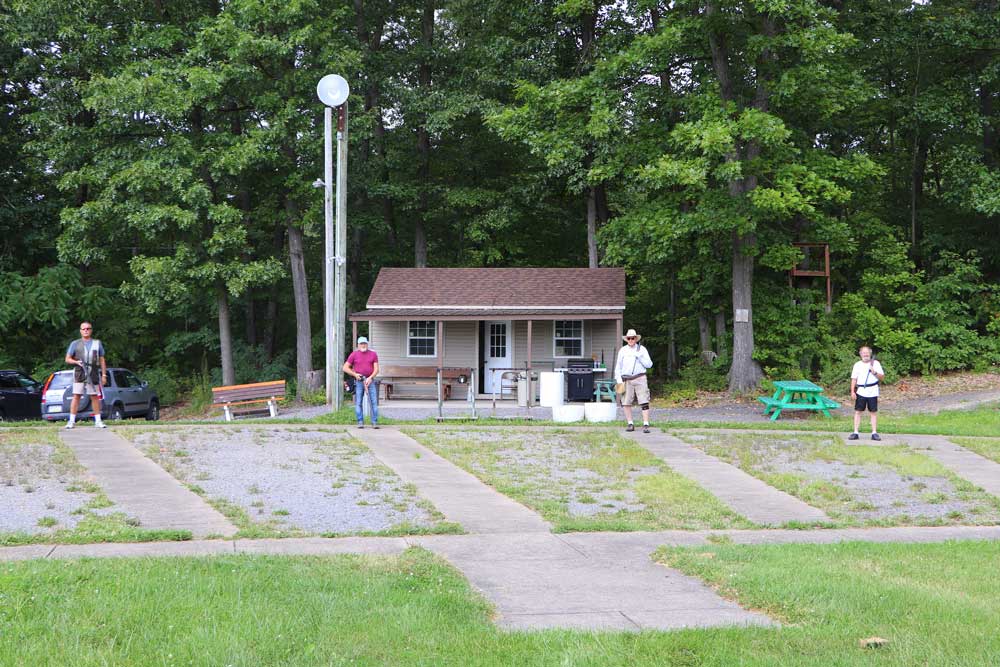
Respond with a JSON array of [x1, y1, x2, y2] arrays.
[[952, 436, 1000, 465], [666, 402, 1000, 436], [657, 539, 1000, 666], [0, 428, 190, 546], [678, 431, 1000, 527], [5, 543, 999, 666], [406, 427, 752, 531]]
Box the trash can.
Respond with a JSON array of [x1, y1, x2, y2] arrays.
[[517, 372, 528, 407], [539, 371, 564, 407]]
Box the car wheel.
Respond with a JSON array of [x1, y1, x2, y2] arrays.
[[146, 400, 160, 421], [110, 404, 125, 421]]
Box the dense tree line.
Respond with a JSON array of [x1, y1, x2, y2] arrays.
[[1, 0, 997, 399]]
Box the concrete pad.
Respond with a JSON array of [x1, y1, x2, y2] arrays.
[[0, 544, 54, 561], [501, 611, 640, 631], [626, 608, 777, 630], [48, 540, 233, 559], [628, 430, 830, 526], [410, 533, 585, 561], [354, 428, 551, 534], [235, 537, 408, 556], [60, 429, 237, 538], [556, 531, 709, 560]]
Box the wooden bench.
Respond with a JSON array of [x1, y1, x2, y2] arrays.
[[212, 380, 286, 421], [380, 367, 472, 401]]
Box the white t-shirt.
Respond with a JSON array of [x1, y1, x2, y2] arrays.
[[614, 344, 652, 383], [851, 360, 884, 398]]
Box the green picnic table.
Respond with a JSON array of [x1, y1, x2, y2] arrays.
[[758, 380, 840, 420]]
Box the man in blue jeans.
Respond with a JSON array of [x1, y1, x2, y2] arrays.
[[343, 336, 380, 428]]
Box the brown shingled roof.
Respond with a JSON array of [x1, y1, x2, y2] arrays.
[[365, 268, 625, 309]]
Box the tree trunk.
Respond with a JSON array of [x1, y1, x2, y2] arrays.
[[698, 313, 713, 364], [714, 311, 727, 361], [217, 284, 235, 386], [414, 0, 433, 268], [707, 2, 769, 392], [667, 279, 678, 378], [245, 296, 257, 348], [910, 133, 928, 263], [287, 218, 313, 397], [730, 229, 763, 391], [587, 187, 598, 268]]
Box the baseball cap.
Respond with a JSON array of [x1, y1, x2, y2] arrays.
[[357, 336, 369, 345]]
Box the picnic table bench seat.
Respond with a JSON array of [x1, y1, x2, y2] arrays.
[[758, 380, 839, 420], [212, 380, 285, 421], [379, 366, 472, 401]]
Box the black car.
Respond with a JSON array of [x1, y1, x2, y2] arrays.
[[0, 370, 43, 421]]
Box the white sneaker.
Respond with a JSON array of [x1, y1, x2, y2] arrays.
[[94, 421, 107, 429], [64, 422, 75, 430]]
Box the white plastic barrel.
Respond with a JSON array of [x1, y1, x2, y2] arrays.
[[539, 372, 565, 407], [584, 402, 617, 423], [551, 404, 585, 423]]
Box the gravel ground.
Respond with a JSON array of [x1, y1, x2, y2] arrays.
[[681, 432, 1000, 525], [0, 430, 112, 534], [409, 428, 666, 518], [126, 426, 447, 535]]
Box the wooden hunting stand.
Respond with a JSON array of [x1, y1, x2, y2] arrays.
[[790, 243, 832, 313]]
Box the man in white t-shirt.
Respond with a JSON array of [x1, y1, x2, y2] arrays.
[[849, 346, 885, 441]]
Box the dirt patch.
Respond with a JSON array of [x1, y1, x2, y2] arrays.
[[124, 426, 448, 535], [680, 431, 1000, 527], [0, 429, 113, 535]]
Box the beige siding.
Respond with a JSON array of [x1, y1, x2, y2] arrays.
[[369, 317, 620, 380], [512, 319, 619, 370], [368, 320, 476, 368]]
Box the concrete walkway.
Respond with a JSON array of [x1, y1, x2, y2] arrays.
[[627, 430, 831, 526], [353, 427, 551, 534], [60, 428, 237, 538], [898, 434, 1000, 497]]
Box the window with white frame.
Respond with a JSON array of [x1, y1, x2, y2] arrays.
[[407, 321, 437, 357], [553, 320, 583, 357]]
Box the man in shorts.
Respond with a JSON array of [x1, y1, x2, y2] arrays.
[[614, 328, 653, 433], [849, 345, 884, 441], [63, 321, 107, 429]]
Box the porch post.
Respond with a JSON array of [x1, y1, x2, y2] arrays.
[[437, 320, 444, 370], [352, 320, 357, 346], [526, 320, 533, 371], [616, 317, 623, 351], [526, 319, 533, 407]]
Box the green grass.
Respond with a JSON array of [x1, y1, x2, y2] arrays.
[[667, 402, 1000, 436], [5, 543, 1000, 665], [952, 436, 1000, 464], [656, 540, 1000, 665], [0, 428, 193, 545], [685, 432, 1000, 527], [407, 427, 753, 531]]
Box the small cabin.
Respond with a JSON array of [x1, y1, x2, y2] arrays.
[[349, 268, 626, 397]]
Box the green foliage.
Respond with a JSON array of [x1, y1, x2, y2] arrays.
[[137, 367, 179, 407]]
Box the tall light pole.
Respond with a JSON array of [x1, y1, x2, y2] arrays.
[[317, 74, 350, 409]]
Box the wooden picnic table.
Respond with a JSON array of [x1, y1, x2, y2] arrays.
[[758, 380, 840, 420]]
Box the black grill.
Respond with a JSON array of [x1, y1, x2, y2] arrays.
[[566, 359, 594, 402]]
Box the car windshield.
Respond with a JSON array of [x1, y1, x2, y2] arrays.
[[48, 373, 73, 389]]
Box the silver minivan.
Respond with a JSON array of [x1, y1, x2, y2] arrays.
[[42, 368, 160, 422]]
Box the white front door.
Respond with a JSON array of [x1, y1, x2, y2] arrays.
[[483, 320, 512, 394]]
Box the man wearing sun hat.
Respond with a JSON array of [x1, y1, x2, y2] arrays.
[[343, 336, 380, 428], [614, 328, 653, 433]]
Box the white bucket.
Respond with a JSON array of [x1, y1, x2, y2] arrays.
[[584, 402, 617, 423], [539, 372, 565, 407], [551, 404, 585, 423]]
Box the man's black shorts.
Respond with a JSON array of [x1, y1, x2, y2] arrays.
[[855, 395, 878, 412]]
